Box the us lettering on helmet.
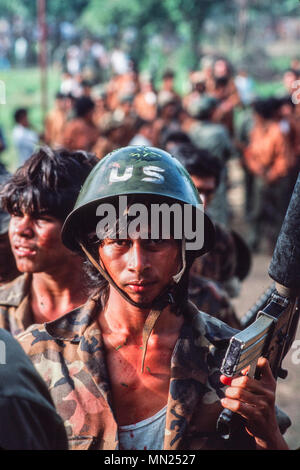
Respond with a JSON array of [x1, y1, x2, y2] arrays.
[[109, 166, 133, 182], [109, 166, 165, 184], [142, 166, 165, 183]]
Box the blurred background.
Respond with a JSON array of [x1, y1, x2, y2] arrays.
[[0, 0, 299, 168], [0, 0, 299, 449]]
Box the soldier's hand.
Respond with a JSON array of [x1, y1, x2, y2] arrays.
[[220, 357, 289, 450]]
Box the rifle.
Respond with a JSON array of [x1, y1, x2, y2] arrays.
[[216, 172, 300, 449], [240, 283, 276, 329]]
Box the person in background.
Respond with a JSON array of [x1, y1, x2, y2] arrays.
[[133, 75, 157, 121], [12, 108, 39, 168], [170, 143, 247, 329], [243, 97, 294, 252], [186, 94, 235, 226], [129, 118, 154, 147], [208, 58, 241, 136], [44, 92, 69, 148], [157, 69, 181, 107], [93, 116, 125, 160], [181, 144, 251, 302], [63, 96, 99, 151]]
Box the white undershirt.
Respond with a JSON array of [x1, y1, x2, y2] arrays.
[[118, 406, 167, 450]]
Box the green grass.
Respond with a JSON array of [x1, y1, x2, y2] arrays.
[[0, 67, 61, 171], [253, 79, 285, 98]]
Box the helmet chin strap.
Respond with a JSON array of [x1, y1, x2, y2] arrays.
[[79, 239, 186, 373]]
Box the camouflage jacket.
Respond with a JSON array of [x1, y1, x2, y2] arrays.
[[194, 222, 237, 284], [188, 274, 241, 330], [0, 273, 34, 336], [17, 297, 243, 451]]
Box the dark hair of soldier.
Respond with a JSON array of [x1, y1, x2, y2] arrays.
[[171, 142, 223, 188], [78, 194, 194, 315], [0, 146, 98, 222]]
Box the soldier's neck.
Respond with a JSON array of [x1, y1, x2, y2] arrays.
[[30, 265, 88, 324], [99, 290, 183, 343]]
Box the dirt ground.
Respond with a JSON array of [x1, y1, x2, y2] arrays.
[[227, 160, 300, 450]]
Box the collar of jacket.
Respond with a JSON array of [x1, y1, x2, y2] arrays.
[[163, 302, 237, 450], [43, 297, 237, 346], [44, 292, 102, 342], [0, 273, 32, 306]]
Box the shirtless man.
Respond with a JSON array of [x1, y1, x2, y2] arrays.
[[18, 146, 289, 450]]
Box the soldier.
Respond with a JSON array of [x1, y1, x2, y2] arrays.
[[173, 142, 251, 302], [133, 75, 157, 121], [93, 116, 125, 160], [208, 58, 241, 136], [169, 142, 242, 328], [18, 146, 288, 450], [44, 92, 69, 148], [157, 69, 181, 108], [243, 97, 294, 251], [12, 108, 39, 168], [0, 147, 97, 336], [186, 94, 236, 226], [63, 96, 99, 152]]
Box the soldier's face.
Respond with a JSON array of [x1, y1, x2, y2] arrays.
[[98, 237, 181, 306], [9, 211, 77, 274]]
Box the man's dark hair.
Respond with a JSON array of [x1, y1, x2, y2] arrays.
[[162, 130, 191, 149], [284, 68, 299, 78], [74, 96, 95, 118], [14, 108, 27, 124], [133, 117, 152, 133], [214, 76, 229, 89], [1, 147, 98, 222], [252, 97, 282, 120], [55, 91, 66, 100], [173, 143, 223, 188], [162, 69, 175, 80]]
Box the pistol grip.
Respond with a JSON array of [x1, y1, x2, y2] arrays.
[[217, 408, 256, 449], [216, 408, 235, 439]]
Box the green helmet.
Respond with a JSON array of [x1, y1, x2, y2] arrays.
[[61, 145, 215, 256]]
